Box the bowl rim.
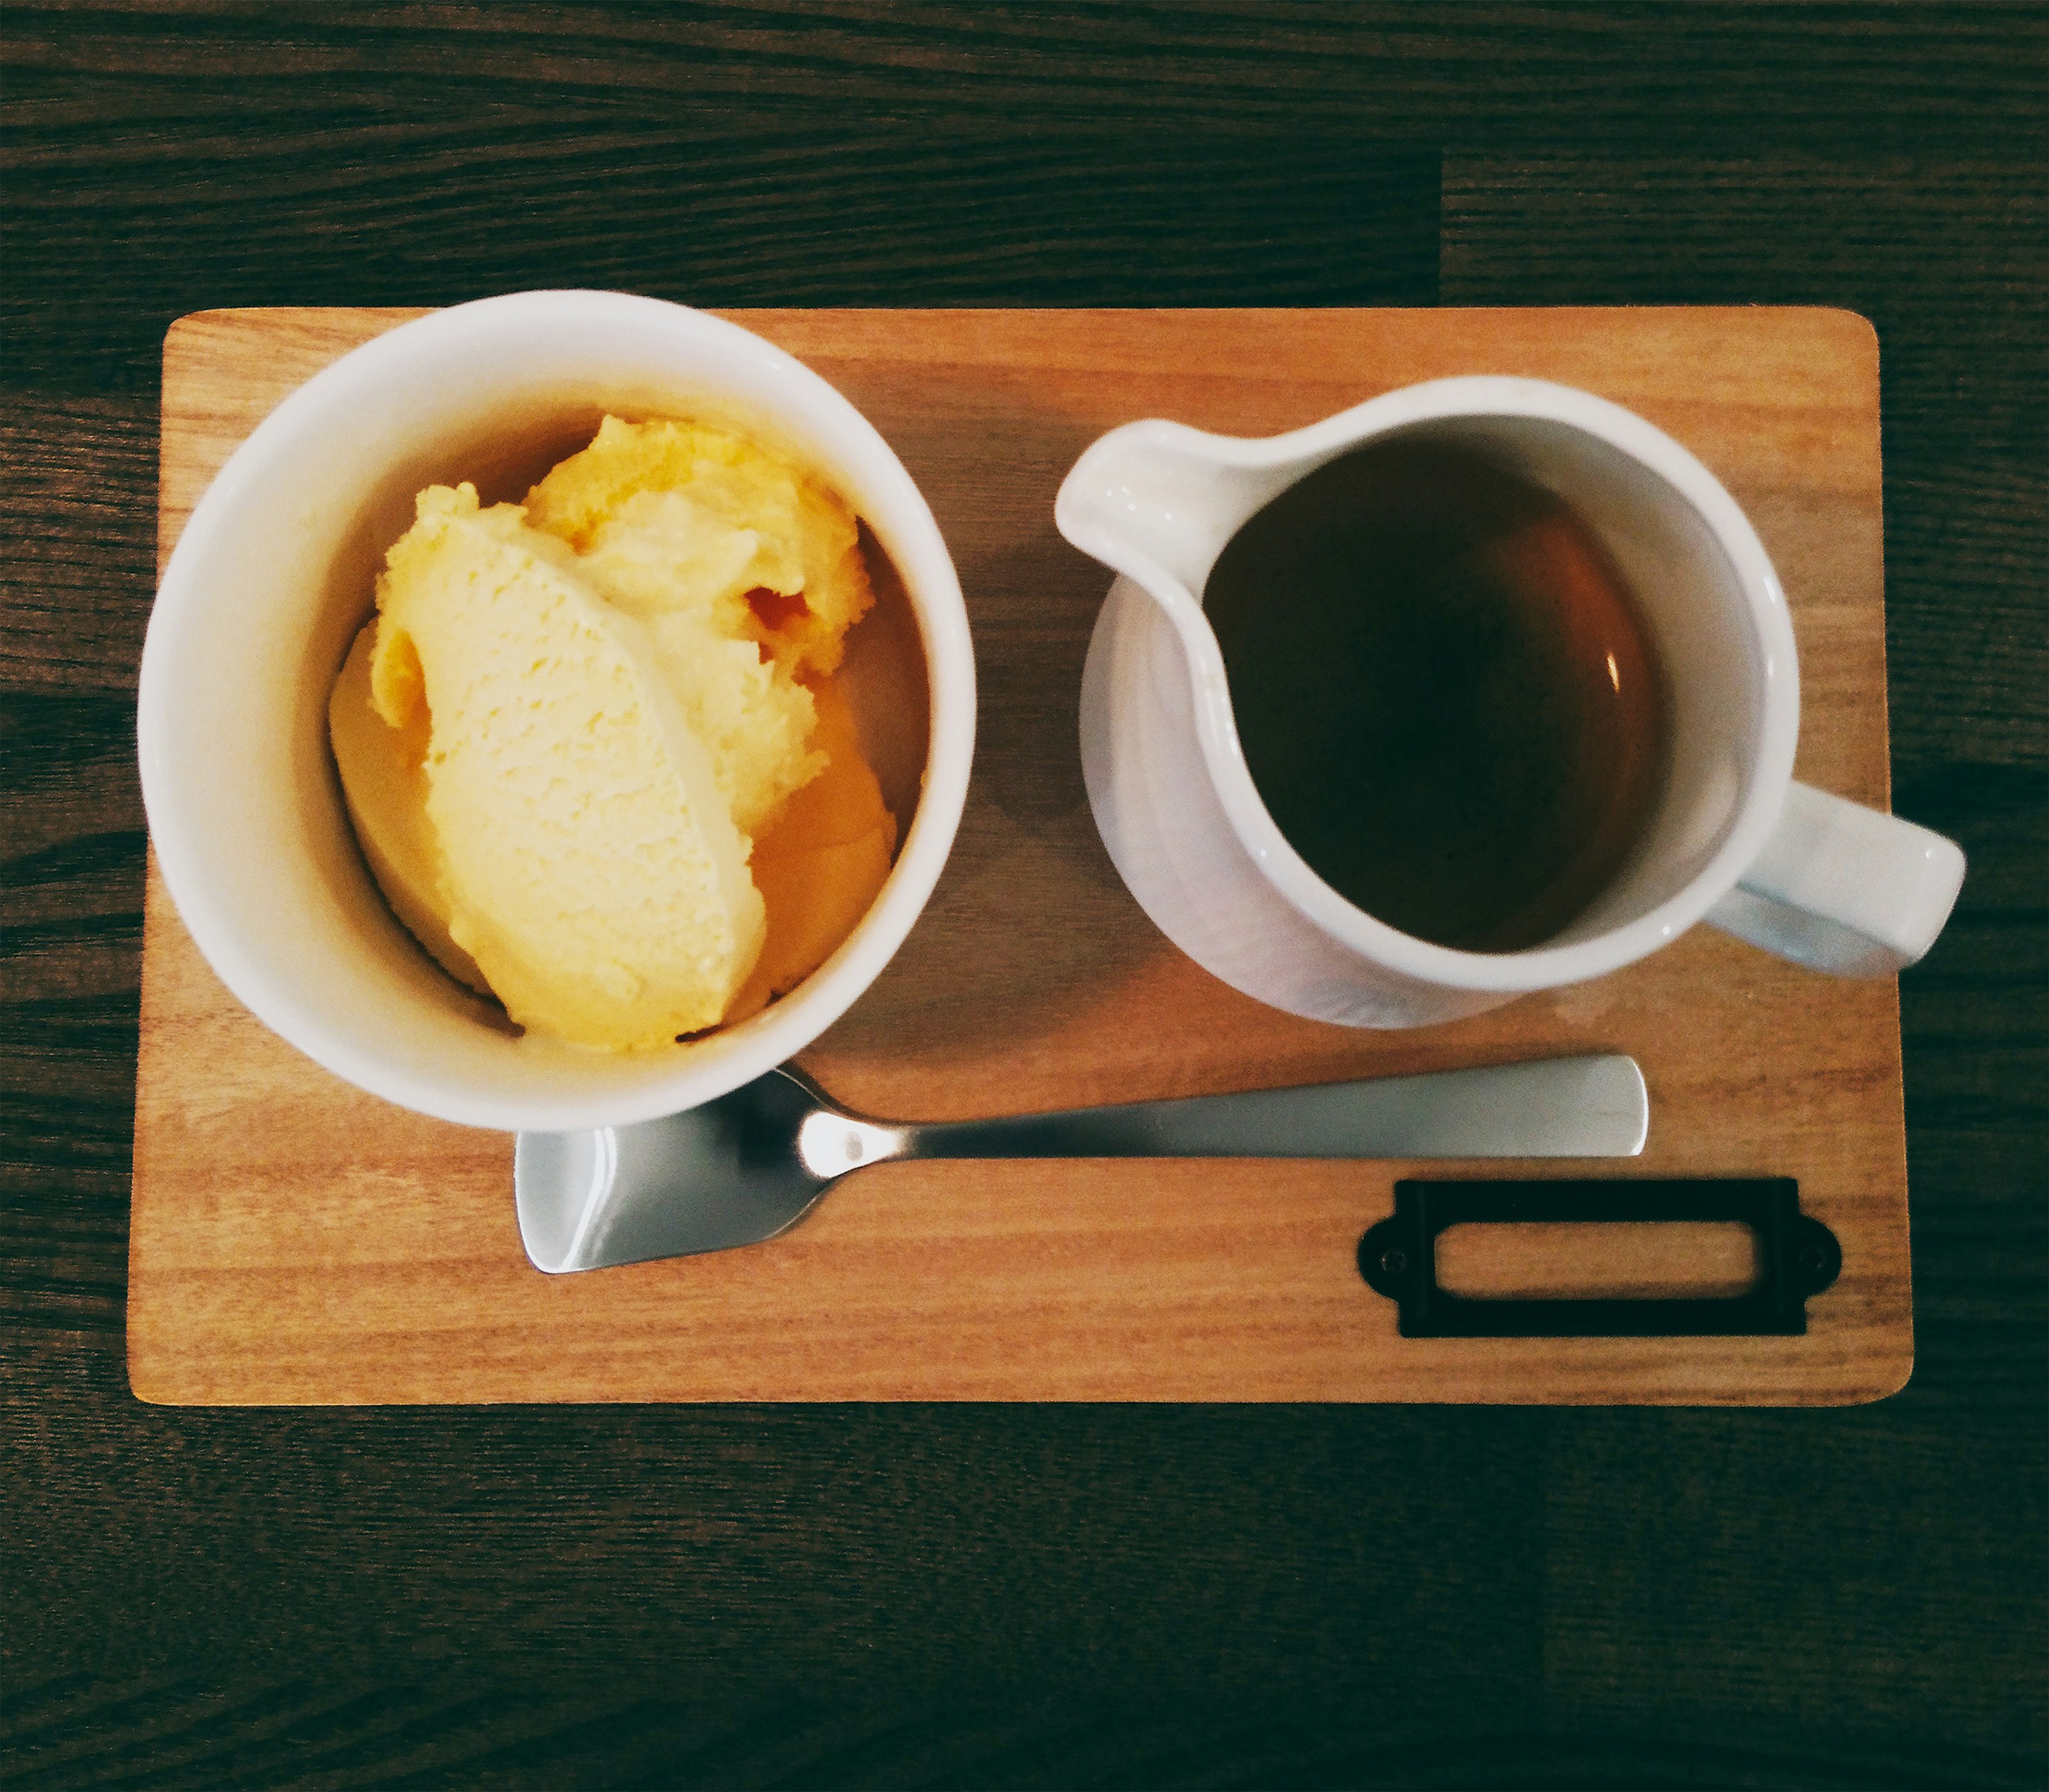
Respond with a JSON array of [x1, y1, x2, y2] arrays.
[[139, 290, 976, 1132]]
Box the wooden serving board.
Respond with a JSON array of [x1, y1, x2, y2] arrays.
[[131, 306, 1910, 1405]]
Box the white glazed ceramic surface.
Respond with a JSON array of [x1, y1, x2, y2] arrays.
[[140, 292, 975, 1130], [1061, 376, 1964, 1028]]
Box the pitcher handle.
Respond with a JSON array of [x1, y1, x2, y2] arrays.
[[1705, 781, 1964, 976]]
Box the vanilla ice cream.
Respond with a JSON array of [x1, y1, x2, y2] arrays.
[[328, 417, 897, 1051]]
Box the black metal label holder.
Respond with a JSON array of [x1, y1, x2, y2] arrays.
[[1358, 1178, 1842, 1339]]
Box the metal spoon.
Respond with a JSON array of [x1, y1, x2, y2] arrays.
[[515, 1053, 1647, 1273]]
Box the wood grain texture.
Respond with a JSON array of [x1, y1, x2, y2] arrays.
[[5, 1675, 2040, 1791], [4, 4, 2044, 1782], [130, 304, 1912, 1406], [11, 2, 2040, 147], [0, 394, 159, 690], [4, 46, 1443, 394], [0, 692, 142, 1346]]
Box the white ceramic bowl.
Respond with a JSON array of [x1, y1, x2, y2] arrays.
[[140, 291, 974, 1131]]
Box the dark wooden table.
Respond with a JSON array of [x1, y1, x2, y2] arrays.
[[4, 7, 2044, 1786]]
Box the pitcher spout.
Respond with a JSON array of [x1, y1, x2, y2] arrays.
[[1055, 419, 1298, 601]]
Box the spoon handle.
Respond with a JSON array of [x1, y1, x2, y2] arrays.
[[894, 1054, 1647, 1162]]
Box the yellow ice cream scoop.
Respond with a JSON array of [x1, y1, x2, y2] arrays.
[[328, 416, 897, 1053], [366, 483, 766, 1049], [525, 415, 874, 680]]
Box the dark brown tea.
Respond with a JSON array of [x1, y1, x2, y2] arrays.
[[1203, 438, 1666, 953]]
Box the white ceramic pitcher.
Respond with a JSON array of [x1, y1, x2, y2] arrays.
[[1056, 376, 1965, 1029]]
